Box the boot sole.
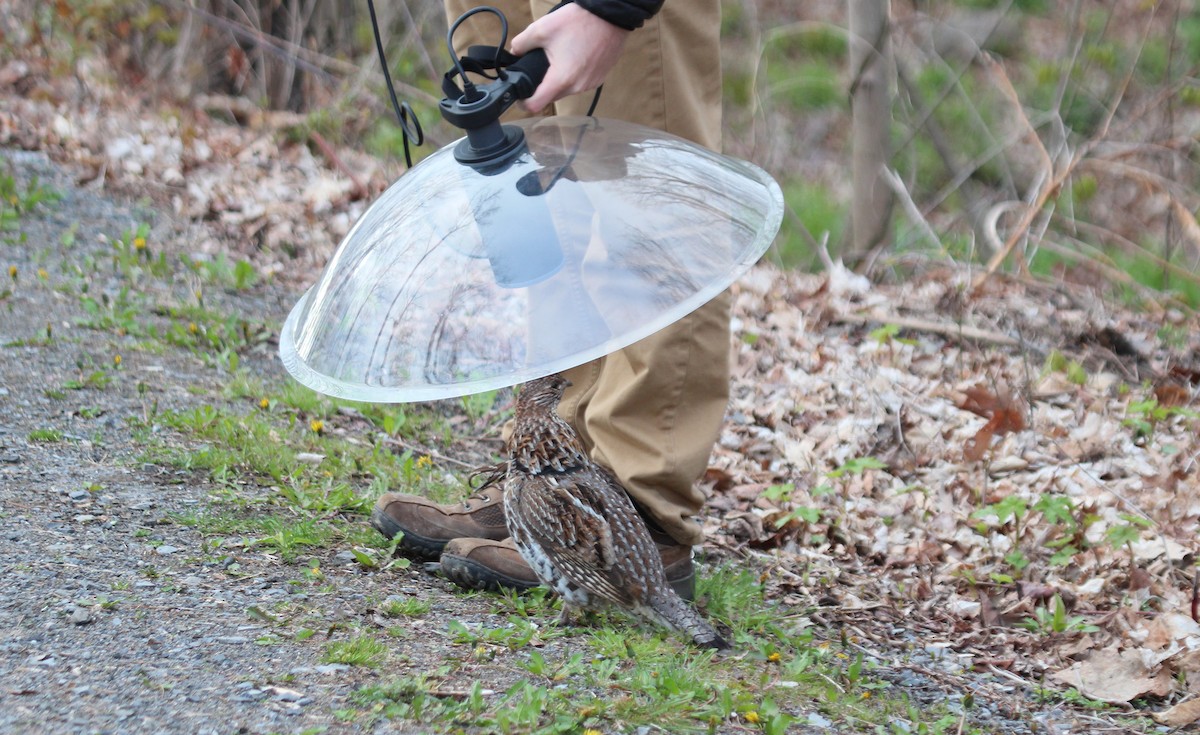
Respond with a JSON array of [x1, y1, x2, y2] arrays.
[[441, 552, 541, 594], [370, 505, 448, 561]]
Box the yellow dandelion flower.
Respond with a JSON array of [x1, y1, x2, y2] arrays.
[[133, 236, 147, 250], [583, 729, 603, 735], [113, 354, 122, 367], [744, 711, 760, 724], [7, 265, 16, 280], [37, 268, 48, 280], [310, 419, 324, 434], [416, 454, 433, 470], [188, 322, 199, 335], [767, 651, 782, 663], [259, 398, 270, 410], [861, 691, 872, 699]]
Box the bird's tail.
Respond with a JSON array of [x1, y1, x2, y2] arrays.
[[642, 592, 729, 651]]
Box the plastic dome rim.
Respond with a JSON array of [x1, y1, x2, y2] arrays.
[[277, 126, 785, 403]]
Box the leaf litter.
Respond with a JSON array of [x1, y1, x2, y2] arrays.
[[4, 47, 1200, 728], [715, 263, 1200, 718]]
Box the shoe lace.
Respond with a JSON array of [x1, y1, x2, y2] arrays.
[[462, 461, 507, 508]]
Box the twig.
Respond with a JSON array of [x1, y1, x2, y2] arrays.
[[880, 166, 944, 253], [381, 436, 477, 470], [831, 312, 1020, 347], [1191, 569, 1198, 623], [308, 131, 368, 199]]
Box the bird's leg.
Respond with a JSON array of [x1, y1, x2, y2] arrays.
[[557, 601, 579, 627]]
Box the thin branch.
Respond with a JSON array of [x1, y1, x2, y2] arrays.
[[831, 311, 1021, 348]]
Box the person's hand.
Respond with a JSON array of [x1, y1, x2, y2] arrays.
[[509, 3, 630, 114]]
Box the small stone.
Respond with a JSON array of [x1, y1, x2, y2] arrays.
[[333, 550, 356, 564], [315, 664, 350, 674], [74, 515, 96, 524], [69, 607, 94, 626], [271, 688, 304, 702], [154, 545, 178, 555], [183, 575, 204, 587], [69, 490, 91, 501], [807, 712, 833, 728], [217, 636, 249, 644]]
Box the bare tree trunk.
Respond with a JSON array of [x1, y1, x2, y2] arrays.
[[848, 0, 894, 267]]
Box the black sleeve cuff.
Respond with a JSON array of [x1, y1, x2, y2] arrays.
[[573, 0, 665, 31]]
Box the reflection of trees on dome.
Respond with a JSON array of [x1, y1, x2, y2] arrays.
[[282, 116, 782, 400]]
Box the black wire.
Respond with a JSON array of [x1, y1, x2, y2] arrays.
[[446, 6, 508, 102], [367, 0, 424, 168], [585, 85, 602, 116]]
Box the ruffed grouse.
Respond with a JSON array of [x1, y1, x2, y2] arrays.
[[503, 373, 728, 650]]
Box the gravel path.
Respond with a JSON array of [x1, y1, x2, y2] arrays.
[[0, 149, 497, 734]]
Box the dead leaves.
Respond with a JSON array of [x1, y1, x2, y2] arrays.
[[3, 64, 389, 287], [958, 385, 1027, 462], [715, 265, 1200, 714], [1053, 614, 1200, 710], [1052, 644, 1175, 704]]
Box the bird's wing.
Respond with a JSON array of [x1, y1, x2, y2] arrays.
[[510, 469, 640, 606]]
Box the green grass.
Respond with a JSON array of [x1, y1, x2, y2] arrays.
[[342, 563, 991, 735], [774, 181, 846, 269], [176, 512, 336, 562], [0, 171, 60, 244], [28, 428, 64, 443], [323, 635, 389, 668], [379, 597, 432, 618]]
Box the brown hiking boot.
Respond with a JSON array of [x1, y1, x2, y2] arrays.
[[370, 486, 508, 561], [440, 532, 698, 602]]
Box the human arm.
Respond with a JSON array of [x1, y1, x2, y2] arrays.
[[509, 1, 664, 113]]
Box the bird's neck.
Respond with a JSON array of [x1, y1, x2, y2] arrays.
[[509, 410, 588, 475]]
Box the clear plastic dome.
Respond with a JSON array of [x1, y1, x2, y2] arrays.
[[280, 116, 783, 402]]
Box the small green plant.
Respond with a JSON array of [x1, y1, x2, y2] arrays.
[[1046, 350, 1088, 386], [1122, 396, 1199, 443], [109, 223, 169, 282], [350, 536, 411, 571], [1105, 513, 1154, 550], [28, 428, 64, 442], [868, 323, 918, 347], [185, 252, 259, 290], [461, 389, 498, 422], [827, 456, 887, 478], [447, 616, 550, 650], [323, 635, 388, 668], [1019, 594, 1099, 635], [379, 596, 432, 618], [0, 173, 60, 243]]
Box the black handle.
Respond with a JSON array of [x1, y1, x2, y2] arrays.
[[506, 49, 550, 100]]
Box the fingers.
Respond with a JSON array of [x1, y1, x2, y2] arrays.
[[509, 25, 538, 57], [522, 70, 569, 113], [507, 4, 629, 114]]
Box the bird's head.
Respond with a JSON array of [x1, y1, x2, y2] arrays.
[[517, 373, 572, 412]]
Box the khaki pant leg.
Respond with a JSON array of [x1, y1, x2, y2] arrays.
[[530, 0, 729, 546], [443, 0, 533, 56]]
